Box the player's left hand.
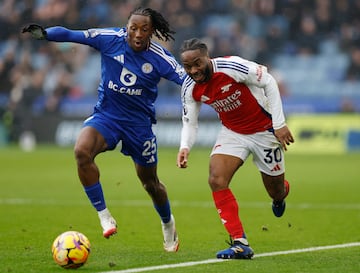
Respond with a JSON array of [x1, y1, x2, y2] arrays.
[[274, 125, 294, 151], [22, 24, 47, 40]]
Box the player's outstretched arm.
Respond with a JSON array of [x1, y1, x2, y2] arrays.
[[22, 24, 47, 40]]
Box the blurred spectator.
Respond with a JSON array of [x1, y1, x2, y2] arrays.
[[78, 0, 111, 28], [7, 69, 44, 140], [0, 51, 16, 96], [41, 43, 75, 112], [338, 22, 359, 52], [314, 0, 335, 39], [33, 0, 70, 23], [294, 15, 320, 55], [332, 0, 351, 28], [255, 16, 289, 63], [345, 45, 360, 81]]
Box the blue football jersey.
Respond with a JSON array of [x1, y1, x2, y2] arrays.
[[46, 26, 186, 125]]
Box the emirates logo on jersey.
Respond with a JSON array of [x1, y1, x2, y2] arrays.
[[210, 90, 242, 112]]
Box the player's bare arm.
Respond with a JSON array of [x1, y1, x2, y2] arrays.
[[274, 125, 294, 151]]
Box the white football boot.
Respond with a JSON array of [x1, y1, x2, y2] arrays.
[[161, 214, 179, 252], [98, 208, 117, 238]]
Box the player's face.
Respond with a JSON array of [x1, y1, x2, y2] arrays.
[[127, 14, 154, 52], [181, 49, 212, 83]]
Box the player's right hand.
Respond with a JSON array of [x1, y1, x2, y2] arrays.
[[177, 148, 190, 168], [274, 125, 294, 151], [22, 24, 47, 40]]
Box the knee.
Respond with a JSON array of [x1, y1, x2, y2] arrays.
[[143, 183, 154, 194], [142, 181, 161, 196], [74, 145, 92, 168], [208, 174, 227, 192]]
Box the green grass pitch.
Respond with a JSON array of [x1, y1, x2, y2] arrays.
[[0, 145, 359, 272]]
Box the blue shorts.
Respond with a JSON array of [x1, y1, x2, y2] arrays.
[[83, 113, 158, 166]]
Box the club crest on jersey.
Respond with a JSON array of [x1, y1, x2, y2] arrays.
[[200, 95, 210, 102], [221, 83, 232, 93], [142, 63, 153, 74]]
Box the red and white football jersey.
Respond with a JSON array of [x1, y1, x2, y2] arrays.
[[180, 56, 286, 150]]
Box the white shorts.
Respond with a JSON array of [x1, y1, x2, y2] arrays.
[[210, 126, 285, 176]]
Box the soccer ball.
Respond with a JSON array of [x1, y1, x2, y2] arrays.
[[51, 231, 91, 269]]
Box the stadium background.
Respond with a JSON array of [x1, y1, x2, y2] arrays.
[[0, 0, 359, 153]]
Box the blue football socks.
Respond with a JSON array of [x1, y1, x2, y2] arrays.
[[84, 182, 106, 211], [154, 200, 171, 224]]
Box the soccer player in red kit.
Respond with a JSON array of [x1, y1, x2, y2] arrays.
[[177, 38, 294, 259]]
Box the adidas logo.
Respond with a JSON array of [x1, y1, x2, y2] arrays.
[[114, 54, 124, 63], [146, 155, 155, 163], [271, 164, 281, 172]]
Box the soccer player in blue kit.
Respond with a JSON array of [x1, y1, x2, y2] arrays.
[[22, 7, 186, 252]]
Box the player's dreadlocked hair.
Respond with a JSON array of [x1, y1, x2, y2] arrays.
[[180, 38, 208, 54], [129, 7, 175, 41]]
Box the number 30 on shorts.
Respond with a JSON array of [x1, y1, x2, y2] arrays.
[[263, 148, 282, 164]]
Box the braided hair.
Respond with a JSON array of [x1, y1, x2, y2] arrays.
[[180, 38, 208, 54], [129, 7, 175, 41]]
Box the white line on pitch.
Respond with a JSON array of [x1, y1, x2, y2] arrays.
[[1, 198, 360, 210], [100, 242, 360, 273]]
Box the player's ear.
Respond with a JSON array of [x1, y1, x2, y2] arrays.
[[150, 27, 155, 37]]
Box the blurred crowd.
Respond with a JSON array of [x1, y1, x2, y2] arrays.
[[1, 0, 360, 142]]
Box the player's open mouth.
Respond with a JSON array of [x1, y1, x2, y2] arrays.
[[133, 40, 145, 49], [192, 73, 205, 83]]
